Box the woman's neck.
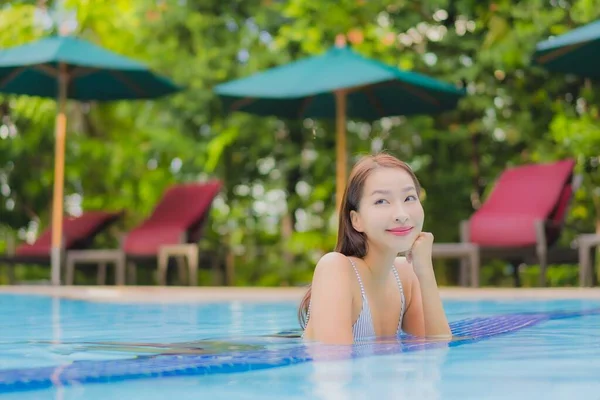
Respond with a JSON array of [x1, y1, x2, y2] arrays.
[[361, 245, 398, 285]]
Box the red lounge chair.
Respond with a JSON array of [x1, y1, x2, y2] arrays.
[[0, 210, 123, 283], [65, 180, 222, 286], [460, 159, 577, 286]]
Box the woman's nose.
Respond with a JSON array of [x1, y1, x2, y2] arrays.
[[394, 214, 409, 224]]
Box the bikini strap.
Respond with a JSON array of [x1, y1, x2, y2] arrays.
[[392, 266, 406, 333], [348, 258, 367, 298]]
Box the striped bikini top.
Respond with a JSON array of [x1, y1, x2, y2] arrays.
[[348, 258, 406, 341], [305, 257, 406, 341]]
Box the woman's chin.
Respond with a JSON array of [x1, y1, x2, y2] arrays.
[[374, 234, 418, 254], [391, 234, 419, 253], [386, 241, 412, 254], [395, 246, 412, 254]]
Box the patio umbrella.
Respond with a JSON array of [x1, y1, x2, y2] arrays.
[[0, 35, 180, 286], [214, 44, 465, 210], [533, 19, 600, 78]]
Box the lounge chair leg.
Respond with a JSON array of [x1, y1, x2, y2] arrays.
[[593, 250, 598, 286], [537, 249, 548, 287], [188, 248, 198, 286], [576, 234, 600, 287], [66, 257, 75, 285], [579, 242, 592, 287], [116, 255, 126, 286], [158, 249, 168, 286], [97, 263, 107, 285], [534, 219, 548, 287], [470, 247, 480, 288]]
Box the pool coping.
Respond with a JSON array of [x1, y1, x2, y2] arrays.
[[0, 286, 599, 303]]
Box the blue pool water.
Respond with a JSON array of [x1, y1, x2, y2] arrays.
[[0, 294, 599, 399]]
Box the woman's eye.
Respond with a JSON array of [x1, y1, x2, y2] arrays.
[[405, 195, 418, 202], [375, 199, 389, 205]]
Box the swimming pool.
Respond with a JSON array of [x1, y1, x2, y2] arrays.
[[0, 294, 599, 399]]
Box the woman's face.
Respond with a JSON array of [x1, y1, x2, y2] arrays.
[[350, 167, 424, 254]]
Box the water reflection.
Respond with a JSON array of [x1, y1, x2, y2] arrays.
[[305, 338, 449, 400]]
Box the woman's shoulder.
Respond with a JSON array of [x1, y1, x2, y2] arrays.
[[311, 252, 356, 287], [313, 252, 352, 278], [310, 252, 355, 299]]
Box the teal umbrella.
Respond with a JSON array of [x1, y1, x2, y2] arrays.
[[215, 45, 465, 209], [534, 19, 600, 78], [0, 35, 181, 285]]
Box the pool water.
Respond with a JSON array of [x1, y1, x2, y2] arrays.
[[1, 294, 599, 399]]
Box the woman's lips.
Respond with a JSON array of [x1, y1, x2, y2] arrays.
[[387, 227, 413, 236]]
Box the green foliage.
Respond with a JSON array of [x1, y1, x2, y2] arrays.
[[0, 0, 598, 286]]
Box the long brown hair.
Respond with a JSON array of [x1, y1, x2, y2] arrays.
[[297, 152, 421, 329]]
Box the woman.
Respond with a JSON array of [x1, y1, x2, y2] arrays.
[[299, 153, 451, 344]]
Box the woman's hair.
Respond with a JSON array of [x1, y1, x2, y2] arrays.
[[297, 152, 421, 329]]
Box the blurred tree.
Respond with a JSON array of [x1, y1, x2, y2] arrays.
[[0, 0, 597, 286]]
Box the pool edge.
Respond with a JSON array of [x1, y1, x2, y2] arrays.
[[0, 286, 599, 303]]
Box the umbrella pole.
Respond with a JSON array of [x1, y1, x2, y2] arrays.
[[50, 63, 68, 286], [335, 90, 347, 212]]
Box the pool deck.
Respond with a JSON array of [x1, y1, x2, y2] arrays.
[[0, 285, 599, 303]]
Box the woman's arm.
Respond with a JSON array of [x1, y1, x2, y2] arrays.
[[399, 263, 425, 336], [303, 252, 354, 345], [401, 233, 452, 338], [414, 265, 451, 337]]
